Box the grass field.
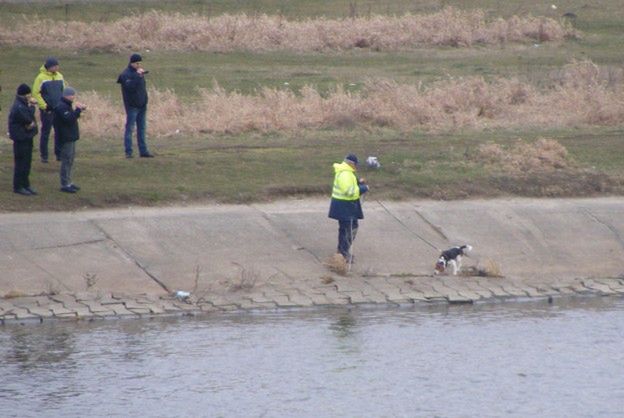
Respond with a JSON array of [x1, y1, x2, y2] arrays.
[[1, 0, 623, 211], [1, 126, 623, 212]]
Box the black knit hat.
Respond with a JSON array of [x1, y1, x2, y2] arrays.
[[345, 153, 359, 165], [44, 57, 59, 69], [129, 53, 142, 63], [17, 83, 31, 96]]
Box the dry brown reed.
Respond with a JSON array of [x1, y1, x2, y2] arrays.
[[477, 138, 570, 172], [482, 259, 503, 278], [3, 290, 27, 299], [77, 61, 624, 139], [228, 263, 259, 292], [325, 253, 348, 276], [0, 8, 578, 52], [320, 275, 336, 284], [461, 259, 503, 277]]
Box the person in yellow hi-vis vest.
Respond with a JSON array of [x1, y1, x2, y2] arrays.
[[328, 153, 369, 263], [33, 57, 65, 163]]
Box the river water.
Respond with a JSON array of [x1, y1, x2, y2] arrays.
[[1, 297, 623, 418]]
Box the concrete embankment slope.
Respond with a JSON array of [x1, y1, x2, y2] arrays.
[[1, 198, 624, 320]]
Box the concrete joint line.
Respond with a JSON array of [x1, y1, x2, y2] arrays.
[[274, 267, 295, 282], [30, 238, 108, 252], [582, 208, 624, 251], [89, 220, 170, 293], [411, 205, 449, 242], [250, 205, 323, 264], [376, 200, 440, 252], [19, 251, 71, 293]]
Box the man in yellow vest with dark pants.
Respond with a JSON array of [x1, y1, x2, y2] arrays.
[[328, 153, 369, 263], [33, 57, 65, 163]]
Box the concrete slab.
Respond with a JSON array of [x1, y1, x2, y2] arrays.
[[2, 198, 624, 319], [0, 230, 169, 296], [94, 205, 327, 294]]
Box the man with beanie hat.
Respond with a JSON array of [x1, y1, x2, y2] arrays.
[[117, 53, 153, 158], [328, 153, 369, 263], [54, 86, 87, 193], [33, 56, 65, 163], [8, 83, 39, 195]]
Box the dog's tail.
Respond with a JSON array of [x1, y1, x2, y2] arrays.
[[460, 244, 473, 254]]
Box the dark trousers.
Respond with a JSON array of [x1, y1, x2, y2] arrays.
[[13, 139, 33, 191], [124, 105, 148, 156], [337, 219, 359, 259], [39, 109, 59, 160]]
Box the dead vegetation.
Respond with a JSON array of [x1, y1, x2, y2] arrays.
[[325, 253, 348, 276], [76, 61, 624, 138], [320, 275, 336, 284], [84, 272, 98, 290], [476, 138, 570, 173], [461, 259, 503, 277], [0, 8, 578, 52], [3, 290, 26, 299], [228, 263, 260, 292]]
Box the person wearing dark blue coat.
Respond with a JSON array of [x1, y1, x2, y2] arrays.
[[117, 53, 153, 158], [328, 153, 369, 262], [54, 87, 86, 193], [8, 84, 39, 195]]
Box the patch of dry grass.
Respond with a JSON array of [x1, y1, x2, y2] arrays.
[[320, 275, 335, 284], [325, 253, 348, 276], [461, 259, 503, 277], [481, 259, 503, 278], [76, 61, 624, 138], [0, 8, 578, 52], [3, 290, 27, 299], [228, 263, 260, 292], [477, 138, 570, 172]]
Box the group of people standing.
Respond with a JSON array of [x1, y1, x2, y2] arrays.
[[9, 53, 367, 264], [7, 53, 153, 196]]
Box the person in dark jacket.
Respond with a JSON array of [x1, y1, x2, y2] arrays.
[[33, 57, 65, 163], [117, 53, 153, 158], [8, 84, 39, 195], [328, 153, 369, 263], [53, 87, 87, 193]]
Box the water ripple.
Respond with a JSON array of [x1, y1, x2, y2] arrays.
[[1, 298, 623, 417]]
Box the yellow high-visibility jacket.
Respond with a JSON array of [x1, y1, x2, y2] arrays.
[[331, 162, 360, 201], [33, 65, 65, 111]]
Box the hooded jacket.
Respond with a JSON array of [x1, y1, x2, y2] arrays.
[[328, 162, 368, 221], [8, 95, 39, 142], [117, 64, 148, 108], [33, 65, 65, 111]]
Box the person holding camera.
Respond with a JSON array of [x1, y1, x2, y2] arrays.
[[54, 87, 86, 193], [8, 84, 39, 196], [32, 57, 65, 163], [117, 53, 153, 159]]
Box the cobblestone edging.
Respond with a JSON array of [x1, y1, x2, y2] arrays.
[[2, 275, 624, 323]]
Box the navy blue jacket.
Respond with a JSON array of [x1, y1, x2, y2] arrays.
[[53, 97, 82, 143], [328, 184, 368, 221], [8, 96, 38, 142], [41, 79, 64, 110], [117, 65, 148, 108]]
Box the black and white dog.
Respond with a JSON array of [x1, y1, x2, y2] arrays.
[[434, 245, 473, 276]]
